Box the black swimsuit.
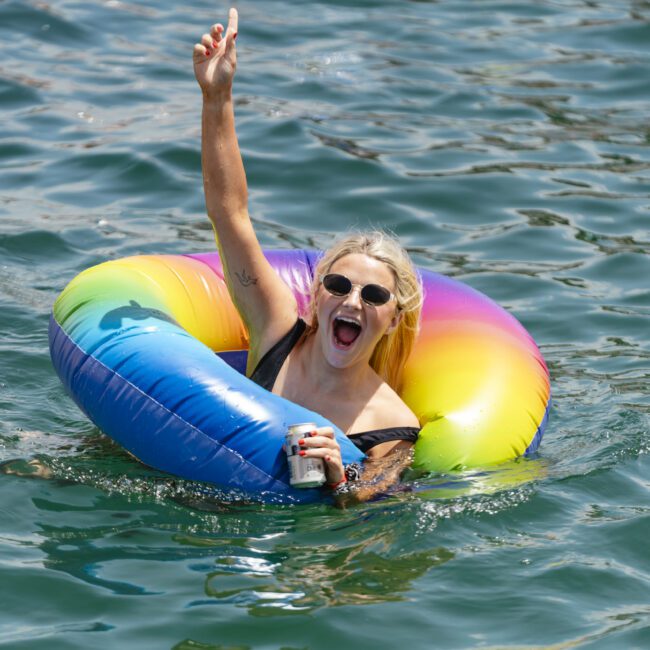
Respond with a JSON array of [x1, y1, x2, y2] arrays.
[[249, 319, 420, 453]]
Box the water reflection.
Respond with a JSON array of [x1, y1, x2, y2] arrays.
[[200, 542, 452, 614]]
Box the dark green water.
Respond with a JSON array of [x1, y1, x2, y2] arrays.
[[1, 1, 649, 648]]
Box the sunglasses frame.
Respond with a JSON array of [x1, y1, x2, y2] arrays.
[[319, 273, 396, 307]]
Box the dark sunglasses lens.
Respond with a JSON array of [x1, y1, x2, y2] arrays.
[[361, 284, 391, 305], [323, 274, 351, 296]]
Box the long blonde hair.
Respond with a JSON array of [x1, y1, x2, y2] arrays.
[[306, 231, 422, 392]]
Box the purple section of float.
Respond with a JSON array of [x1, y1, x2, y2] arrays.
[[188, 250, 320, 318]]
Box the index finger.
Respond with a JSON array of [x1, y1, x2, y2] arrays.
[[227, 7, 238, 36], [301, 435, 339, 450], [314, 427, 335, 439]]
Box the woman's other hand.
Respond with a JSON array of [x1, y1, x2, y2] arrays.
[[298, 427, 346, 488], [193, 8, 238, 99]]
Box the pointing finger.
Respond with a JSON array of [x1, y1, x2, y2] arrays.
[[227, 7, 239, 37]]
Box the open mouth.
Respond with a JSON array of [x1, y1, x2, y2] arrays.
[[332, 317, 362, 349]]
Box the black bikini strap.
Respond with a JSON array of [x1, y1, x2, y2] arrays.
[[249, 319, 306, 391]]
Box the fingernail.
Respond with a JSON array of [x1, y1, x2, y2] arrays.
[[212, 40, 218, 47], [233, 32, 238, 40], [205, 49, 210, 56], [298, 450, 306, 457], [310, 431, 317, 437], [298, 439, 305, 445], [326, 456, 331, 462]]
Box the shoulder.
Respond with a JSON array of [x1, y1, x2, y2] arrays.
[[381, 386, 420, 428], [360, 379, 420, 430], [359, 384, 419, 458]]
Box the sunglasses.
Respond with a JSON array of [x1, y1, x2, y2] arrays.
[[320, 273, 396, 307]]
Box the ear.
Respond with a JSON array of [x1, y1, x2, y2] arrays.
[[385, 309, 402, 337]]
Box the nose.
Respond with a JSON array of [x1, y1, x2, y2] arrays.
[[341, 285, 363, 309]]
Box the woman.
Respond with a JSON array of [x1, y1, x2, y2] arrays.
[[193, 9, 422, 497]]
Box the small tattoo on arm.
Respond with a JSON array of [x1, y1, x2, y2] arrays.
[[235, 269, 258, 287]]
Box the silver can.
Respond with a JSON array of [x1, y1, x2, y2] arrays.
[[285, 422, 326, 488]]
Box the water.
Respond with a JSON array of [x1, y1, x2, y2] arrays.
[[1, 0, 649, 647]]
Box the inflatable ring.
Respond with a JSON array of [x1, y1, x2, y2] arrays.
[[49, 250, 550, 502]]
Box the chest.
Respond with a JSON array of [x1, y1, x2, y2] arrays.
[[273, 355, 376, 434]]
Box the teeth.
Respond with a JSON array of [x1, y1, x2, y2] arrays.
[[336, 316, 362, 327]]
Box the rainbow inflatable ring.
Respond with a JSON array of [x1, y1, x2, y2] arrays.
[[49, 250, 550, 503]]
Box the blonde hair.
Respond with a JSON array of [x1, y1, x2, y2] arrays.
[[306, 231, 422, 392]]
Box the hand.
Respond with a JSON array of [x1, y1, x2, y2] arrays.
[[298, 427, 346, 487], [193, 8, 239, 99]]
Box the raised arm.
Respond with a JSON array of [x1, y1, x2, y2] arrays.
[[193, 9, 297, 368]]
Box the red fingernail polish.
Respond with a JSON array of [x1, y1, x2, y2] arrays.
[[298, 439, 305, 445], [233, 32, 238, 40], [326, 456, 331, 462], [310, 431, 317, 437], [212, 40, 218, 48], [205, 49, 210, 56], [299, 450, 306, 457]]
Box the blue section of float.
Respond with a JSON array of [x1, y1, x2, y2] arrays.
[[218, 350, 249, 374], [524, 398, 551, 457], [48, 310, 364, 503]]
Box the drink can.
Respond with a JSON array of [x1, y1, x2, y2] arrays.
[[285, 422, 326, 488]]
